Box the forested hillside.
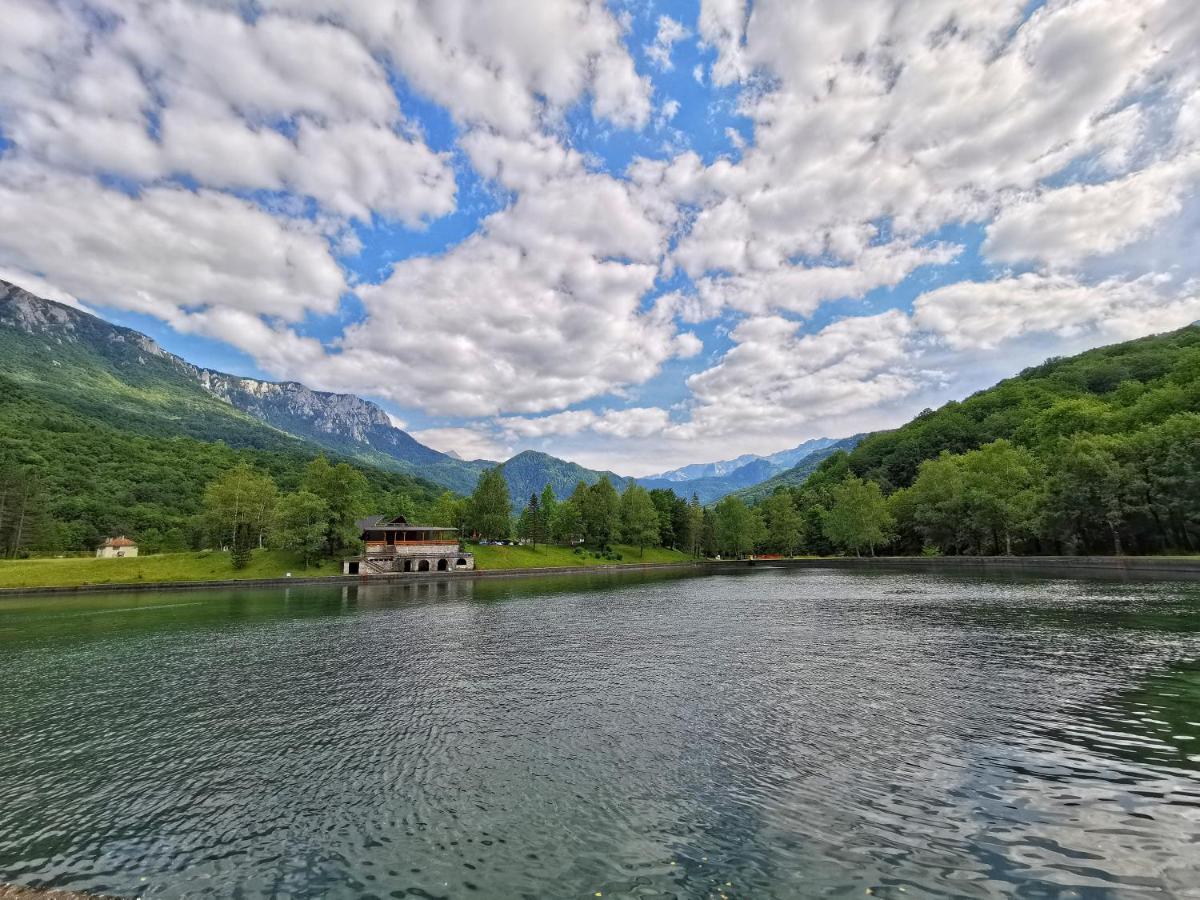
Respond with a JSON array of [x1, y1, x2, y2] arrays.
[[757, 326, 1200, 556], [0, 300, 443, 555]]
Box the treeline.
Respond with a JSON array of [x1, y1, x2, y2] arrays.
[[445, 468, 706, 556], [446, 467, 790, 559]]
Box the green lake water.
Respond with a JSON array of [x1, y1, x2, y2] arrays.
[[1, 569, 1199, 898]]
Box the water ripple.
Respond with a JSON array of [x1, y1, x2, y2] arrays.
[[1, 570, 1199, 898]]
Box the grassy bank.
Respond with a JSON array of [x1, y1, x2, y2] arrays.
[[469, 543, 692, 569], [0, 545, 694, 590], [0, 550, 338, 589]]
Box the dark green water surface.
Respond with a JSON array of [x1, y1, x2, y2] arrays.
[[1, 569, 1199, 898]]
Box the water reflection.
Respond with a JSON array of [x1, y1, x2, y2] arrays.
[[0, 569, 1198, 898]]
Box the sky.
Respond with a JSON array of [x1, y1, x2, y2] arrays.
[[1, 0, 1198, 476]]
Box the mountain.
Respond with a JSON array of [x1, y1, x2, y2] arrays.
[[0, 280, 648, 509], [729, 436, 866, 505], [501, 450, 632, 504], [645, 452, 762, 483], [0, 281, 445, 548], [637, 436, 852, 504], [642, 436, 840, 483], [0, 280, 490, 492], [193, 371, 491, 494]]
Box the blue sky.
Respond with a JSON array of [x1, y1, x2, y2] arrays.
[[1, 0, 1197, 473]]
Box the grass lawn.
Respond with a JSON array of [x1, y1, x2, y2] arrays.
[[0, 550, 339, 590], [0, 545, 697, 590], [470, 543, 693, 570]]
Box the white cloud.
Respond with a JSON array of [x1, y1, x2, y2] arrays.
[[409, 427, 510, 463], [680, 310, 924, 439], [0, 0, 456, 225], [260, 0, 652, 134], [984, 155, 1200, 269], [296, 170, 690, 417], [913, 273, 1200, 351], [646, 15, 691, 71], [499, 407, 671, 440], [0, 163, 343, 362]]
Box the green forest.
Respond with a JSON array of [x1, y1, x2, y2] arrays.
[[748, 324, 1200, 557], [3, 320, 1199, 564]]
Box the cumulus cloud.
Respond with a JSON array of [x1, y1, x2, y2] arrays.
[[679, 311, 925, 439], [0, 164, 345, 325], [984, 156, 1200, 269], [499, 407, 672, 440], [646, 15, 691, 71], [0, 0, 456, 225], [913, 273, 1200, 351], [409, 427, 511, 463], [295, 169, 693, 417], [3, 0, 1200, 473], [259, 0, 652, 133]]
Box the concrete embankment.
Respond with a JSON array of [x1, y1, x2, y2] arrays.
[[762, 555, 1200, 578], [0, 555, 1196, 599]]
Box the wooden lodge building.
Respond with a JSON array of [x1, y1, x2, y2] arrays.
[[342, 515, 474, 575]]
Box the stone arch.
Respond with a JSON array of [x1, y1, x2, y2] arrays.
[[437, 558, 449, 571], [402, 559, 412, 572], [455, 557, 468, 569], [417, 559, 431, 572]]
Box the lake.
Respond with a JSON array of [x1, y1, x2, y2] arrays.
[[1, 569, 1199, 898]]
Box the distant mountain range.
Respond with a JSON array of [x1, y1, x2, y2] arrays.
[[0, 280, 848, 505], [636, 436, 859, 504], [726, 436, 866, 505]]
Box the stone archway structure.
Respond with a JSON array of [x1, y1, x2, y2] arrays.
[[417, 559, 431, 572]]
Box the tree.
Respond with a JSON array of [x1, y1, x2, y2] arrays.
[[539, 484, 559, 539], [381, 489, 416, 521], [469, 467, 512, 540], [0, 464, 53, 558], [274, 490, 329, 568], [301, 455, 369, 556], [648, 488, 679, 548], [202, 463, 277, 552], [230, 522, 254, 570], [959, 440, 1042, 555], [516, 493, 546, 545], [823, 476, 893, 556], [761, 489, 804, 555], [713, 495, 761, 558], [619, 484, 660, 555], [429, 491, 469, 535], [580, 477, 621, 547], [683, 493, 705, 557], [902, 453, 970, 554], [551, 488, 585, 544], [1044, 435, 1140, 555]]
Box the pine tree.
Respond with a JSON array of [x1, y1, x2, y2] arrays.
[[230, 522, 254, 570]]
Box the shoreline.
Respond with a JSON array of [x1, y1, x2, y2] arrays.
[[0, 555, 1197, 598]]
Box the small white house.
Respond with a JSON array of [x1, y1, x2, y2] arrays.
[[96, 536, 138, 558]]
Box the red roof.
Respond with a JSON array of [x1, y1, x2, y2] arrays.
[[101, 536, 137, 548]]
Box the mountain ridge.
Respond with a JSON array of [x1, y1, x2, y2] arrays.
[[0, 279, 850, 505]]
